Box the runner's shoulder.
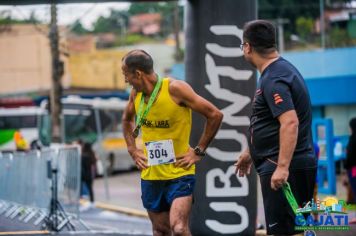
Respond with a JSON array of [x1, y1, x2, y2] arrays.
[[168, 78, 192, 95]]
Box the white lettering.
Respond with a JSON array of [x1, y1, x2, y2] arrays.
[[206, 25, 244, 57], [205, 51, 251, 126], [207, 129, 247, 161], [203, 25, 253, 234], [206, 166, 248, 197], [206, 202, 249, 234]]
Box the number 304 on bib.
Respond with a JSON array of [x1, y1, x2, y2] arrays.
[[145, 139, 176, 166]]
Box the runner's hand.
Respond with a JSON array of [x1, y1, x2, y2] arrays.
[[271, 166, 289, 190], [131, 149, 148, 170], [234, 150, 253, 177], [175, 148, 202, 169]]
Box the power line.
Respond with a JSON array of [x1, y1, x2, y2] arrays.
[[65, 3, 98, 31], [13, 5, 48, 36]]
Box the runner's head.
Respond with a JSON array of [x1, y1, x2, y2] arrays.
[[122, 50, 154, 92]]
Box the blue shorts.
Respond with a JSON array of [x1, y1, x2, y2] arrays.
[[141, 175, 195, 212]]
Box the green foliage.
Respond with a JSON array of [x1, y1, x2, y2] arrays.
[[0, 17, 26, 25], [128, 2, 174, 16], [327, 27, 352, 48], [296, 17, 314, 40], [0, 10, 41, 25], [26, 11, 39, 24], [70, 20, 88, 35], [115, 34, 155, 46], [92, 10, 128, 34]]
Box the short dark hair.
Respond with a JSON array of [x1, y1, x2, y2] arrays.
[[122, 49, 154, 74], [243, 20, 277, 55]]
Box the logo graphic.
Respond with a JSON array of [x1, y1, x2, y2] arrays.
[[294, 197, 350, 231], [273, 93, 283, 104], [268, 222, 278, 228], [304, 230, 316, 236]]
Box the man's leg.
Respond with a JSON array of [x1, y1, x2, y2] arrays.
[[170, 195, 193, 236], [148, 211, 171, 236]]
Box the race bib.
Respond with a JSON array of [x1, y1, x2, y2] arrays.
[[145, 139, 176, 166]]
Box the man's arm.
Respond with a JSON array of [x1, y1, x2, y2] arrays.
[[169, 80, 223, 168], [271, 109, 299, 190], [122, 91, 148, 170]]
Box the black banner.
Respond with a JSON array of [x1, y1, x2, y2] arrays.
[[185, 0, 257, 235]]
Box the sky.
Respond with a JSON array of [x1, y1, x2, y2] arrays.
[[0, 2, 130, 29]]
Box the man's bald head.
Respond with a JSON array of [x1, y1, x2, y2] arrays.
[[122, 49, 154, 74]]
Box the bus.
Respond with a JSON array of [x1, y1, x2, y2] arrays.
[[0, 96, 136, 175], [0, 106, 43, 152], [39, 96, 136, 175]]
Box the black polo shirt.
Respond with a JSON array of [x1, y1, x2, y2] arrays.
[[248, 57, 317, 175]]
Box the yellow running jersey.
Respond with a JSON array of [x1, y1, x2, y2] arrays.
[[134, 78, 194, 180]]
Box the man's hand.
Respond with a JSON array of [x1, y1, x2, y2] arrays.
[[175, 148, 202, 169], [234, 150, 253, 177], [271, 166, 289, 190], [130, 149, 148, 170]]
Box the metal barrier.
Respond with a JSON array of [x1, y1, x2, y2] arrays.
[[57, 146, 81, 217], [0, 151, 51, 207], [0, 145, 81, 231]]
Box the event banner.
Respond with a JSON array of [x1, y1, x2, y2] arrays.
[[185, 0, 257, 235]]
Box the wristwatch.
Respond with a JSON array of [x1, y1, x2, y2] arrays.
[[194, 146, 206, 157]]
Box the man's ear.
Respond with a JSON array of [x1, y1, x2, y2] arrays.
[[135, 70, 142, 79]]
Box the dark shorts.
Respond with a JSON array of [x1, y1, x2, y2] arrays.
[[141, 175, 195, 212], [260, 169, 316, 235]]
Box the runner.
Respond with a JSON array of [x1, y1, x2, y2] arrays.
[[122, 49, 223, 236]]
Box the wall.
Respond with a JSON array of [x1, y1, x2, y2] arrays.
[[325, 105, 356, 135], [0, 27, 51, 94]]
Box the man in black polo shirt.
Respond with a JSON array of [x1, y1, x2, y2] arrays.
[[235, 20, 317, 235]]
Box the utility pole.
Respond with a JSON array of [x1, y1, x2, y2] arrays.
[[173, 1, 181, 61], [320, 0, 326, 49], [49, 3, 63, 143], [276, 18, 289, 54]]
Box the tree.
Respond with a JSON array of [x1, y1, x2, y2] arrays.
[[296, 17, 314, 40], [25, 11, 39, 24], [70, 20, 88, 35], [92, 9, 128, 34]]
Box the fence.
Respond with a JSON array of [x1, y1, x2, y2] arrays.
[[0, 145, 81, 230]]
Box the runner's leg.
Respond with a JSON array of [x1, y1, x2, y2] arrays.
[[148, 211, 171, 236], [170, 195, 192, 236]]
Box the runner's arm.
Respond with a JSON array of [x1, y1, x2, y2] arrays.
[[122, 91, 137, 155], [122, 91, 148, 170], [169, 80, 223, 151]]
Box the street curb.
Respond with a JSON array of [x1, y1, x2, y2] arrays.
[[80, 199, 148, 218], [0, 231, 49, 235]]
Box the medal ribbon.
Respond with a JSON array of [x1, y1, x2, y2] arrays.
[[282, 182, 302, 216], [133, 76, 162, 137]]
